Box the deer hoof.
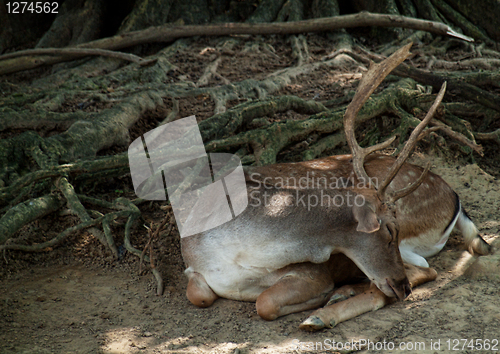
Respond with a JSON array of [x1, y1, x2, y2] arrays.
[[299, 316, 328, 331], [326, 293, 348, 306]]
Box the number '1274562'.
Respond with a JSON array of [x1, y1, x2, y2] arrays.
[[6, 2, 59, 14]]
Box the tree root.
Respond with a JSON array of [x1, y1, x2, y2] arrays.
[[289, 35, 310, 66], [196, 56, 230, 88], [427, 57, 500, 71], [429, 123, 483, 154], [0, 12, 473, 75], [442, 71, 500, 88], [200, 95, 328, 145], [140, 218, 171, 296], [206, 77, 486, 165], [0, 172, 144, 263], [475, 129, 500, 144], [195, 51, 356, 120], [357, 46, 500, 113], [0, 194, 65, 245], [56, 176, 113, 255], [302, 133, 345, 161]]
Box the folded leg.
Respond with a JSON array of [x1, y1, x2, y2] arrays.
[[186, 271, 219, 308], [300, 264, 437, 331], [256, 262, 335, 320]]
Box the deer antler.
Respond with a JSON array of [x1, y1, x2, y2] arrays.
[[344, 43, 412, 189], [378, 82, 447, 202], [343, 42, 447, 202]]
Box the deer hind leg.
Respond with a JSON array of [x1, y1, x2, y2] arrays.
[[256, 263, 334, 321], [186, 271, 218, 308], [404, 263, 437, 287], [300, 264, 438, 332], [456, 207, 491, 255]]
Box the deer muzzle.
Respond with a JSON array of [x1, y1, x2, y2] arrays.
[[385, 277, 412, 300]]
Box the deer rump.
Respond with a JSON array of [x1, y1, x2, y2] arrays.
[[181, 154, 489, 328]]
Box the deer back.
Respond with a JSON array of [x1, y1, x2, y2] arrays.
[[245, 153, 458, 245]]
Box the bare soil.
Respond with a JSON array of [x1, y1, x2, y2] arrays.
[[1, 35, 500, 354]]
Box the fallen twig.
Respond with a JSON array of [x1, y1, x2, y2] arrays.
[[0, 12, 472, 75], [0, 47, 155, 64], [140, 217, 169, 296]]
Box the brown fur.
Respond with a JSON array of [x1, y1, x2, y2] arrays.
[[246, 154, 457, 244]]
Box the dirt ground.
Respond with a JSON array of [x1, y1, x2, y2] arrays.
[[1, 35, 500, 354]]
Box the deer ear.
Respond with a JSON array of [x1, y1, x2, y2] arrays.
[[352, 203, 380, 233]]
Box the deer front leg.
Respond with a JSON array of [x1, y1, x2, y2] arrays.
[[299, 282, 393, 331], [300, 264, 438, 331], [256, 263, 335, 321]]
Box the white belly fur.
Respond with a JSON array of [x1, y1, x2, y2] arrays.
[[185, 227, 334, 301], [185, 264, 279, 301]]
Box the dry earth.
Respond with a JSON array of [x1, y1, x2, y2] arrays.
[[1, 35, 500, 354]]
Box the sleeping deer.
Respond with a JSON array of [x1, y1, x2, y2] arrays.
[[180, 43, 490, 331]]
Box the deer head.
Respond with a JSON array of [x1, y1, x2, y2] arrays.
[[341, 43, 447, 298]]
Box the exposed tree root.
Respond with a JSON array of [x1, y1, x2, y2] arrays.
[[475, 129, 500, 144], [203, 78, 482, 165], [428, 57, 500, 70], [0, 47, 155, 65], [140, 218, 170, 296], [0, 194, 65, 245], [357, 46, 500, 112], [196, 56, 230, 88], [0, 12, 473, 75], [1, 207, 135, 253], [289, 35, 310, 66]]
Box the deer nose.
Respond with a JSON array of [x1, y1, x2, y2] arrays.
[[387, 277, 412, 300]]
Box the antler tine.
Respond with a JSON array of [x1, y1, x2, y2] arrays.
[[344, 43, 413, 188], [390, 162, 430, 201], [378, 82, 448, 202]]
